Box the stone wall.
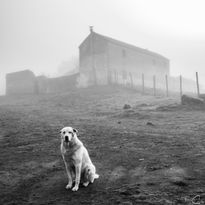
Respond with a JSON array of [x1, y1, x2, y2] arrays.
[[6, 70, 37, 95], [6, 70, 79, 95]]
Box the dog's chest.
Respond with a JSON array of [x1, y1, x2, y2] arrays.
[[63, 149, 80, 164], [61, 142, 82, 164]]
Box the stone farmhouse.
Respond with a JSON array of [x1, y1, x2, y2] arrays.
[[79, 27, 170, 85]]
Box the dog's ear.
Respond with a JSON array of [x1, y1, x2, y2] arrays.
[[73, 128, 78, 134]]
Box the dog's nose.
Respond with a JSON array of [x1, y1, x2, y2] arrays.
[[65, 136, 69, 142]]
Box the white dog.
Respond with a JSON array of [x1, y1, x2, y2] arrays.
[[60, 126, 99, 191]]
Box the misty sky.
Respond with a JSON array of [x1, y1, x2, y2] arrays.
[[1, 0, 205, 94]]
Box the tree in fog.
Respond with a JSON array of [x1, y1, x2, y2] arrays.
[[57, 56, 79, 76]]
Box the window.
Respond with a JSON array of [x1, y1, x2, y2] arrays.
[[122, 49, 126, 58]]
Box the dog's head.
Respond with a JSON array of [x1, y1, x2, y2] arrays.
[[60, 127, 78, 144]]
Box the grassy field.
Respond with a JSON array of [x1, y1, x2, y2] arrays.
[[0, 86, 205, 205]]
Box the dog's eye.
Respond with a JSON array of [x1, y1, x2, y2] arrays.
[[68, 131, 72, 134], [63, 131, 66, 134]]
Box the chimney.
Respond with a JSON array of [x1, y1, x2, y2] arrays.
[[89, 26, 93, 33]]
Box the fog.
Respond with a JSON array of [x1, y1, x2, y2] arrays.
[[1, 0, 205, 95]]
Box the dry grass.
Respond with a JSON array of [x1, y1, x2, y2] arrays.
[[0, 86, 205, 205]]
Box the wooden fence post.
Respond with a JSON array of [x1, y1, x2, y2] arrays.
[[107, 69, 110, 85], [129, 72, 133, 88], [116, 71, 118, 85], [165, 75, 169, 97], [180, 75, 182, 102], [114, 70, 117, 84], [142, 74, 145, 94], [111, 70, 113, 84], [196, 72, 200, 98], [153, 75, 156, 96]]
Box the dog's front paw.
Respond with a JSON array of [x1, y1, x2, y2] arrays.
[[72, 185, 79, 191], [65, 183, 72, 189]]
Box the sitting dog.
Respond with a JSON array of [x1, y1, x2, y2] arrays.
[[60, 126, 99, 191]]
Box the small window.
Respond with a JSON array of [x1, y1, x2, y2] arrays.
[[122, 49, 126, 58]]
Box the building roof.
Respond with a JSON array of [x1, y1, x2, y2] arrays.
[[6, 70, 36, 81], [79, 31, 169, 61], [6, 69, 35, 77]]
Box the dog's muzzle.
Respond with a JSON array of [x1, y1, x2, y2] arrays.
[[65, 136, 69, 142]]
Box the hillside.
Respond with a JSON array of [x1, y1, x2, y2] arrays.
[[0, 86, 205, 205]]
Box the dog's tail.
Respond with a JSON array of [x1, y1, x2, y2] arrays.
[[90, 173, 99, 183], [94, 174, 99, 179]]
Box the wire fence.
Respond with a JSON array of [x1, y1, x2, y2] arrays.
[[94, 69, 202, 98]]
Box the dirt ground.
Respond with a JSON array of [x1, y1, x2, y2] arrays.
[[0, 86, 205, 205]]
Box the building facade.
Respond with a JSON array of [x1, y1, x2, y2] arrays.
[[79, 28, 170, 85]]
